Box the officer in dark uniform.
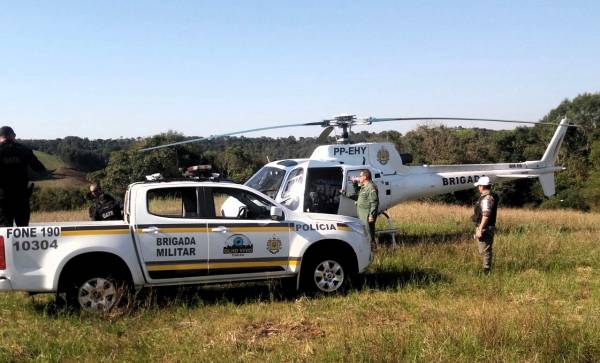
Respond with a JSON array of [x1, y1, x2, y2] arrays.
[[472, 176, 499, 273], [346, 169, 379, 247], [89, 183, 123, 221], [0, 126, 47, 227]]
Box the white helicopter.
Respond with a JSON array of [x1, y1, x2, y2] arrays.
[[141, 115, 573, 218]]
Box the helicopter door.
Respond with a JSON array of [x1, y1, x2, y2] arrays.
[[338, 169, 363, 217], [304, 167, 343, 214]]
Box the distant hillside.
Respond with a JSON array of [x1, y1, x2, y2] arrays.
[[23, 136, 136, 172], [33, 151, 88, 190]]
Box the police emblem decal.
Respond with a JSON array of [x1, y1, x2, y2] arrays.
[[223, 234, 253, 255], [377, 147, 390, 165], [266, 235, 282, 254]]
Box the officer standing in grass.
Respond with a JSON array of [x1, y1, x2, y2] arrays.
[[0, 126, 47, 227], [472, 176, 499, 273], [347, 169, 379, 248]]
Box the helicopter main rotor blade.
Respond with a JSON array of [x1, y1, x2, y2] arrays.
[[138, 115, 578, 152], [316, 126, 334, 143], [138, 137, 208, 152], [139, 121, 324, 152], [366, 117, 574, 127]]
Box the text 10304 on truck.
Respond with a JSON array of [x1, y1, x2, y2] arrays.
[[0, 180, 372, 313]]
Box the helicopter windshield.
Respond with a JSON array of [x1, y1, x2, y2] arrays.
[[245, 167, 286, 199]]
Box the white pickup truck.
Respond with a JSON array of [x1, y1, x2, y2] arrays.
[[0, 180, 371, 313]]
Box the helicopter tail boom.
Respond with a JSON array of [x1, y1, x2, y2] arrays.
[[495, 165, 564, 197]]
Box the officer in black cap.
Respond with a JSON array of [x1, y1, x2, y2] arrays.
[[88, 182, 122, 221], [0, 126, 47, 227]]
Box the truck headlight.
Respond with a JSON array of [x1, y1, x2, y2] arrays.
[[347, 221, 366, 235]]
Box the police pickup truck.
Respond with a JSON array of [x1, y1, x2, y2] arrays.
[[0, 180, 371, 313]]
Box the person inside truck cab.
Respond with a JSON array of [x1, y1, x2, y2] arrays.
[[88, 182, 123, 221]]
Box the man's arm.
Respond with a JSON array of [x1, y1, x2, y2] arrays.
[[477, 215, 489, 232], [342, 181, 361, 201], [368, 186, 379, 222], [89, 204, 97, 221]]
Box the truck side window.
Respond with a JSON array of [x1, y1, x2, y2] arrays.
[[147, 187, 198, 218], [211, 188, 273, 220]]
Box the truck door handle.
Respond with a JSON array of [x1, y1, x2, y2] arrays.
[[142, 226, 160, 234], [211, 226, 229, 233]]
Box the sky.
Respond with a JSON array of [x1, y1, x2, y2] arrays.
[[1, 1, 599, 140]]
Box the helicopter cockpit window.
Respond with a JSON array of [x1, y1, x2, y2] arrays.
[[304, 167, 343, 214], [210, 187, 273, 220], [281, 167, 304, 210], [245, 167, 286, 199]]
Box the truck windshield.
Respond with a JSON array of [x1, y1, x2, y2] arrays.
[[245, 167, 286, 199]]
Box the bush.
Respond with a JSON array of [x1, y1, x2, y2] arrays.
[[30, 188, 90, 212]]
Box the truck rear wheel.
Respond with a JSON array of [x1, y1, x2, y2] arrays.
[[300, 254, 350, 295], [66, 270, 131, 314]]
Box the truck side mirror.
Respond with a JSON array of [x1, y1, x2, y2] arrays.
[[270, 206, 284, 221]]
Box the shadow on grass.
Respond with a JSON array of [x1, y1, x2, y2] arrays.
[[31, 266, 447, 317], [377, 231, 472, 246], [356, 266, 448, 290]]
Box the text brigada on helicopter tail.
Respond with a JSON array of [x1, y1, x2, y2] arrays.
[[442, 175, 483, 186], [333, 146, 367, 156]]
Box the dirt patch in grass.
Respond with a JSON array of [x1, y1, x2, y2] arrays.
[[244, 319, 325, 341]]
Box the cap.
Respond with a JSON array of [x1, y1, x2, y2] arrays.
[[474, 176, 491, 187], [0, 126, 15, 137]]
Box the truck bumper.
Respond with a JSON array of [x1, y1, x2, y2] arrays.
[[0, 277, 13, 291]]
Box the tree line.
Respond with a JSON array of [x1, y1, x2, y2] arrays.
[[24, 93, 600, 212]]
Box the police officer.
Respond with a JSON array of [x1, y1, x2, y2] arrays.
[[347, 170, 379, 247], [472, 176, 499, 274], [0, 126, 47, 227], [89, 182, 122, 221]]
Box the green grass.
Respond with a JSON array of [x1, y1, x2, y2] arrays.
[[1, 203, 599, 362]]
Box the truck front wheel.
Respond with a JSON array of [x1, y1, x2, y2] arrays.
[[300, 254, 350, 294]]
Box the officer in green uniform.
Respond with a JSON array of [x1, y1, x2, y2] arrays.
[[472, 176, 499, 274], [347, 169, 379, 247]]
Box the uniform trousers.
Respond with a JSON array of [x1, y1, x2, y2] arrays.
[[0, 195, 31, 227], [477, 228, 495, 270]]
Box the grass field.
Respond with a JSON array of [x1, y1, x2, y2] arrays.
[[2, 203, 599, 362]]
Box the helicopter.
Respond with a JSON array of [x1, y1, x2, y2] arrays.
[[140, 115, 573, 218]]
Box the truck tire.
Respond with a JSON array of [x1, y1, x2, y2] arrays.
[[300, 253, 350, 295], [65, 269, 131, 314]]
